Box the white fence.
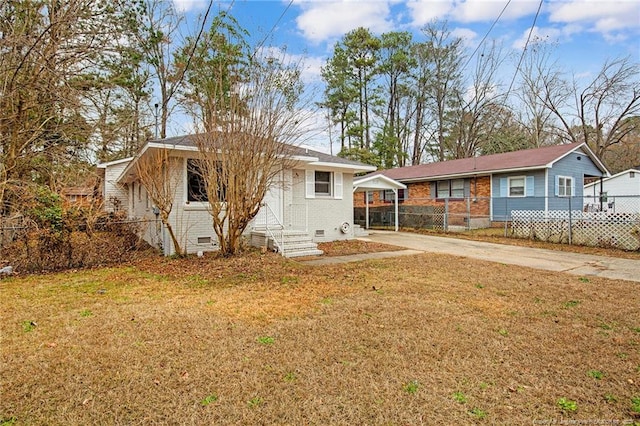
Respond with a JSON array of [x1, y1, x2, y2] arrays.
[[512, 210, 640, 251]]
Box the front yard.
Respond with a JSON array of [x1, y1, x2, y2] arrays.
[[1, 247, 639, 424]]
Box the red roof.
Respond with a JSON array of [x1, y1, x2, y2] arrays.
[[377, 143, 596, 181]]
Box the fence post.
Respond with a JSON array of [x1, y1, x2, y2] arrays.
[[503, 197, 509, 237], [568, 196, 572, 245], [444, 198, 449, 232]]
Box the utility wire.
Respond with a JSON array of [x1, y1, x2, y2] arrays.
[[504, 0, 544, 99], [461, 0, 512, 72], [252, 0, 294, 59]]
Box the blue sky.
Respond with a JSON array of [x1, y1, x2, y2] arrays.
[[171, 0, 640, 151]]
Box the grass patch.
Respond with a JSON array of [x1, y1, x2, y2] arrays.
[[403, 380, 420, 395], [587, 370, 604, 380], [557, 397, 578, 412], [2, 250, 639, 424]]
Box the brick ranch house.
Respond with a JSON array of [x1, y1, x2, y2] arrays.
[[354, 142, 609, 229]]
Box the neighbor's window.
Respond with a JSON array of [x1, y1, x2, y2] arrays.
[[365, 192, 374, 204], [436, 180, 449, 198], [558, 176, 573, 197], [382, 188, 408, 203], [508, 176, 525, 197], [437, 179, 464, 198], [315, 171, 332, 196], [450, 179, 464, 198]]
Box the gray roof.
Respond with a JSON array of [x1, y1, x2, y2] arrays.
[[149, 134, 372, 168]]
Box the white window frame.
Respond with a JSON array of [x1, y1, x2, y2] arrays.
[[557, 175, 573, 197], [508, 176, 526, 198], [314, 171, 332, 196], [184, 158, 210, 207]]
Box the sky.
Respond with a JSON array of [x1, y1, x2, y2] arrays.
[[170, 0, 640, 152]]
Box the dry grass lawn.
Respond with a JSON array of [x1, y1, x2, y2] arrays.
[[1, 243, 639, 425]]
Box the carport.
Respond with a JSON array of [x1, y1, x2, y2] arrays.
[[353, 174, 406, 232]]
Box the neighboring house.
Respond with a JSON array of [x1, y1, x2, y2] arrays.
[[584, 167, 640, 213], [355, 142, 609, 226], [98, 135, 375, 257], [61, 186, 95, 205]]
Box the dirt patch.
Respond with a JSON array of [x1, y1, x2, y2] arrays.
[[2, 251, 639, 424], [316, 239, 404, 257]]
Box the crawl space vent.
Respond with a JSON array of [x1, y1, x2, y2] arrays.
[[314, 230, 325, 237], [197, 236, 211, 244]]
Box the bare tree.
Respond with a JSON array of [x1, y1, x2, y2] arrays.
[[445, 41, 506, 158], [514, 39, 559, 148], [134, 148, 184, 256], [538, 56, 639, 157], [191, 45, 313, 255]]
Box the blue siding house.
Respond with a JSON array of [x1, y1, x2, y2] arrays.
[[367, 142, 609, 224]]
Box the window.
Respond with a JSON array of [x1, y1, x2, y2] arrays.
[[365, 192, 374, 204], [305, 170, 342, 199], [508, 177, 525, 197], [187, 159, 208, 202], [557, 176, 573, 197], [630, 171, 636, 178], [314, 171, 332, 196], [451, 179, 464, 198], [186, 159, 227, 202], [382, 188, 408, 203], [436, 179, 464, 198]]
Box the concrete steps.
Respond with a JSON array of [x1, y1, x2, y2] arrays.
[[251, 230, 323, 258]]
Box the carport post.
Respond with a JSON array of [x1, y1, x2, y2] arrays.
[[365, 191, 370, 230], [394, 188, 399, 232]]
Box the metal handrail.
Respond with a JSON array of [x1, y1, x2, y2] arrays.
[[256, 202, 286, 256]]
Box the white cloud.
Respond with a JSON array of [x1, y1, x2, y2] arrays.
[[451, 27, 478, 48], [406, 0, 452, 27], [452, 0, 540, 23], [294, 1, 395, 44], [258, 46, 326, 84], [547, 0, 640, 42], [406, 0, 541, 27], [172, 0, 208, 12], [511, 26, 566, 50], [548, 1, 639, 29]]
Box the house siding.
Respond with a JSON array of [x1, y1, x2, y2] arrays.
[[547, 150, 603, 211], [103, 161, 130, 213], [491, 170, 545, 220], [295, 168, 355, 241]]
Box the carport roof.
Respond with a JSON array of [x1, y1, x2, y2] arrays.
[[353, 174, 406, 192]]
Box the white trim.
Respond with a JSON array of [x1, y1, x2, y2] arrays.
[[97, 157, 133, 169], [544, 169, 549, 213], [183, 157, 209, 208], [309, 161, 377, 173], [353, 174, 406, 192], [556, 175, 574, 197], [334, 172, 343, 199]]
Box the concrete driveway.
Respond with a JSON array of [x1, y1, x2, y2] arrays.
[[358, 230, 640, 283]]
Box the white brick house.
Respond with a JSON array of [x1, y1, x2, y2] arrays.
[[97, 135, 375, 257]]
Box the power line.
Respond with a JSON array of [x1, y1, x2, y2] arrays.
[[462, 0, 512, 72], [252, 0, 294, 58], [504, 0, 544, 99]]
